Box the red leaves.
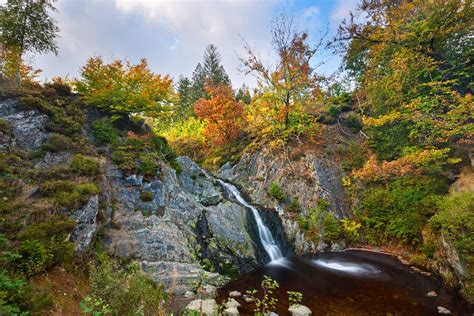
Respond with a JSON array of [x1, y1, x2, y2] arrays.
[[194, 84, 245, 146]]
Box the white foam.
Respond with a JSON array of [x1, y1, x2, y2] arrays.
[[313, 259, 380, 275]]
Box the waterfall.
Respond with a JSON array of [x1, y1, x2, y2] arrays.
[[217, 180, 283, 261]]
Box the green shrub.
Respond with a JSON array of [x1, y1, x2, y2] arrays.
[[0, 234, 29, 315], [70, 154, 101, 176], [430, 192, 474, 258], [41, 133, 75, 152], [268, 182, 286, 202], [344, 114, 362, 133], [92, 118, 119, 145], [287, 198, 301, 213], [357, 176, 445, 246], [87, 257, 167, 315], [111, 133, 179, 178], [327, 105, 341, 118], [140, 191, 153, 202], [39, 180, 99, 210], [18, 96, 49, 113], [0, 118, 11, 134], [336, 141, 368, 172], [322, 213, 342, 241], [18, 217, 76, 276], [367, 121, 413, 161]]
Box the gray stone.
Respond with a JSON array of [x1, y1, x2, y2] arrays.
[[289, 304, 312, 316], [223, 306, 239, 316], [426, 291, 438, 297], [224, 298, 241, 308], [437, 306, 451, 314], [0, 99, 50, 150], [70, 195, 99, 253], [185, 299, 218, 316], [229, 291, 242, 298], [184, 291, 195, 299]]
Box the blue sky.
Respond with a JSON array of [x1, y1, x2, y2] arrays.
[[25, 0, 359, 87]]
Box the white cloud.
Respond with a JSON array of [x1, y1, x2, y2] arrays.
[[330, 0, 359, 24]]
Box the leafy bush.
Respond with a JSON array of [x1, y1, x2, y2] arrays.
[[0, 118, 11, 134], [111, 133, 179, 178], [91, 118, 119, 145], [344, 114, 362, 133], [41, 133, 75, 152], [87, 257, 167, 315], [357, 176, 445, 246], [17, 217, 76, 276], [287, 198, 301, 213], [430, 192, 474, 259], [268, 182, 286, 202], [39, 180, 99, 210], [140, 191, 153, 202], [367, 122, 413, 161], [322, 213, 342, 241], [0, 234, 29, 315], [43, 77, 72, 96], [70, 154, 101, 176]]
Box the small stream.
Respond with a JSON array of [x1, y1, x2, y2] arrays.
[[218, 250, 472, 315]]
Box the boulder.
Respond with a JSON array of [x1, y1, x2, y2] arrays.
[[289, 304, 312, 316], [185, 299, 218, 316], [224, 298, 241, 308], [223, 306, 239, 316], [229, 290, 242, 298], [437, 306, 451, 314], [426, 291, 438, 297]]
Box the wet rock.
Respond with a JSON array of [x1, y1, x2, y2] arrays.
[[426, 291, 438, 297], [185, 299, 218, 316], [243, 295, 254, 303], [70, 195, 99, 253], [289, 304, 312, 316], [223, 306, 239, 316], [229, 291, 242, 298], [437, 306, 451, 314]]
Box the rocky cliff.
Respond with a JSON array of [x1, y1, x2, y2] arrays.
[[0, 97, 290, 296], [218, 142, 349, 253]]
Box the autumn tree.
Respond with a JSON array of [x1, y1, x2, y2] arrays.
[[335, 0, 473, 179], [194, 84, 244, 146], [241, 13, 321, 129], [0, 0, 59, 82], [76, 57, 174, 118]]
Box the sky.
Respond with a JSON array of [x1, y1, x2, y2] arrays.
[[18, 0, 359, 88]]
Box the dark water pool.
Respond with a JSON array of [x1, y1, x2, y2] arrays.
[[217, 250, 472, 315]]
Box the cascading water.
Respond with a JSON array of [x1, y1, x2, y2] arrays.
[[217, 180, 283, 261]]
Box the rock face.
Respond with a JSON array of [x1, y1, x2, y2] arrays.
[[70, 195, 99, 253], [218, 144, 348, 253], [103, 156, 275, 293], [0, 98, 287, 295], [0, 99, 50, 150]]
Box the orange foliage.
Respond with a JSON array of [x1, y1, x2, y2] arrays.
[[353, 148, 454, 181], [194, 85, 245, 146]]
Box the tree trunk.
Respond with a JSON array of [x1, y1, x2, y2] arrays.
[[284, 92, 290, 128]]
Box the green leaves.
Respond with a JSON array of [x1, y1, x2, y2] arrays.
[[76, 57, 174, 117]]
